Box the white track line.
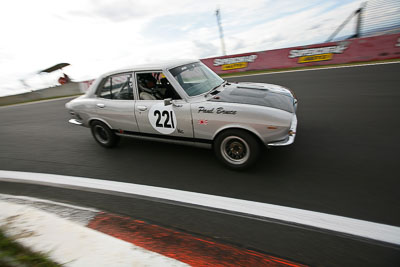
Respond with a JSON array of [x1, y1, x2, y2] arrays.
[[1, 170, 399, 246], [225, 61, 400, 78]]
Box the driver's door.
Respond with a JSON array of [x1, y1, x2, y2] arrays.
[[134, 71, 193, 139]]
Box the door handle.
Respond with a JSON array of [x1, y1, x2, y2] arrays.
[[137, 105, 148, 111], [173, 103, 183, 107], [96, 103, 105, 108]]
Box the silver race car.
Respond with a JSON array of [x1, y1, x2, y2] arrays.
[[66, 60, 297, 169]]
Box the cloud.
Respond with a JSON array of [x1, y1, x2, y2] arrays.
[[232, 38, 246, 51], [193, 40, 219, 58], [309, 24, 322, 30], [0, 0, 371, 96], [222, 0, 365, 52], [91, 0, 150, 22]]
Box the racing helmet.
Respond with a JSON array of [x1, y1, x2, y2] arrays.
[[138, 74, 157, 88]]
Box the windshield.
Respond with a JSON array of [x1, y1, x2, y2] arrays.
[[169, 62, 224, 97]]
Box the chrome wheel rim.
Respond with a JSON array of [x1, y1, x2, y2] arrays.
[[220, 136, 250, 165], [94, 125, 109, 144]]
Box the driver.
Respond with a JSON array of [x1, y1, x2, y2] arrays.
[[144, 75, 156, 89], [138, 74, 160, 100]]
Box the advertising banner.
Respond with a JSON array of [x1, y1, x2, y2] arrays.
[[201, 33, 400, 74]]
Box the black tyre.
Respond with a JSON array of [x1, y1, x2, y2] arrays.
[[90, 121, 120, 148], [214, 129, 260, 170]]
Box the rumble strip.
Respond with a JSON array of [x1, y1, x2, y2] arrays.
[[0, 193, 306, 267]]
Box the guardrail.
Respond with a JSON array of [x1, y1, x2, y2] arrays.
[[201, 33, 400, 74]]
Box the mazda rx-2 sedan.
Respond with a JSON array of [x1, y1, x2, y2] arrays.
[[66, 59, 298, 169]]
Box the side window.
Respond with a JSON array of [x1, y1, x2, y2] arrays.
[[136, 72, 181, 101], [98, 77, 112, 99], [97, 73, 133, 100]]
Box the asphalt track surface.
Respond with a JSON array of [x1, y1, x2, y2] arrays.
[[1, 63, 399, 266]]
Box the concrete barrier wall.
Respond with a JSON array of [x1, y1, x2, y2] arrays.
[[201, 33, 400, 74], [0, 82, 82, 106]]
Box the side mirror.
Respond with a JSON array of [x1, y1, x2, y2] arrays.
[[164, 98, 172, 106]]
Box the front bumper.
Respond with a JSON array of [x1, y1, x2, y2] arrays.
[[268, 115, 297, 146]]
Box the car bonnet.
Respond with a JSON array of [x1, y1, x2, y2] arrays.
[[208, 82, 295, 113]]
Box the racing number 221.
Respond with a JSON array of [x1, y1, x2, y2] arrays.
[[154, 110, 175, 128]]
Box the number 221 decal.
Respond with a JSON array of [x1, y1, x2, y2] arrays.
[[148, 103, 177, 134], [154, 110, 175, 128]]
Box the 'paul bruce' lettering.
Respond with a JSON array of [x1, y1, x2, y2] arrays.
[[198, 107, 214, 113], [198, 106, 237, 115], [216, 107, 237, 115]]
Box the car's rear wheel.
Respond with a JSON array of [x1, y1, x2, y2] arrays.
[[90, 121, 119, 148], [214, 129, 260, 170]]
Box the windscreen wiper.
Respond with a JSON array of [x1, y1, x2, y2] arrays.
[[205, 81, 226, 97]]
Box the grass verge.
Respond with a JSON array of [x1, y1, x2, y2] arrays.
[[0, 230, 60, 267], [220, 58, 400, 78]]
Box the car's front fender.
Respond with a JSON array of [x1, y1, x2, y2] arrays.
[[212, 124, 263, 144], [191, 102, 293, 145]]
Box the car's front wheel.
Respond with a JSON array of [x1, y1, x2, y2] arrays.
[[90, 121, 119, 148], [214, 129, 260, 170]]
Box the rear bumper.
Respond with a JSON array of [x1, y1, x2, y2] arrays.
[[268, 115, 297, 147], [68, 119, 83, 126]]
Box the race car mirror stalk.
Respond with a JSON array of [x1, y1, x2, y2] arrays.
[[164, 98, 172, 106], [65, 60, 298, 170]]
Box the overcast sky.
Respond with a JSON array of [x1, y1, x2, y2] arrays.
[[0, 0, 365, 96]]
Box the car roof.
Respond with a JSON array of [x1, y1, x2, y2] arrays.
[[100, 59, 199, 77]]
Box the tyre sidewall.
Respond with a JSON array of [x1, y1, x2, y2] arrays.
[[90, 121, 119, 148], [214, 130, 260, 170]]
